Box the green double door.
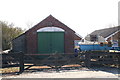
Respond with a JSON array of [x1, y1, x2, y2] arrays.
[[38, 32, 64, 54]]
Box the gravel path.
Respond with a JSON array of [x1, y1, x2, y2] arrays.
[[1, 67, 119, 78]]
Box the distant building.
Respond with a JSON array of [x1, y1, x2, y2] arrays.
[[85, 26, 120, 47]]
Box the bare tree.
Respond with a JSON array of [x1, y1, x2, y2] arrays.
[[26, 21, 34, 29]]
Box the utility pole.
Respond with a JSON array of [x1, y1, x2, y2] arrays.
[[118, 1, 120, 47]]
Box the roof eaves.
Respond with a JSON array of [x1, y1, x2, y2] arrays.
[[105, 30, 120, 41], [75, 33, 83, 38]]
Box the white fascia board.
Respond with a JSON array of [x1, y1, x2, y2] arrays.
[[37, 27, 65, 32], [105, 30, 120, 41]]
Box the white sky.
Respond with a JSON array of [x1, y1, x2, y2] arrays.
[[0, 0, 119, 37]]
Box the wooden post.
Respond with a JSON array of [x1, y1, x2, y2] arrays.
[[54, 54, 59, 72], [85, 52, 91, 68], [19, 52, 24, 74]]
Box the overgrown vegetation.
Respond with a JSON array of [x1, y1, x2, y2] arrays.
[[1, 21, 24, 50]]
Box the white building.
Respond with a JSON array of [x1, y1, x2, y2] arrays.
[[85, 26, 120, 47]]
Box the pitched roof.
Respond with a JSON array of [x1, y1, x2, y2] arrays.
[[13, 15, 82, 40], [90, 26, 120, 38], [27, 15, 75, 33]]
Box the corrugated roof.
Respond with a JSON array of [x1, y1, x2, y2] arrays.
[[90, 26, 120, 38]]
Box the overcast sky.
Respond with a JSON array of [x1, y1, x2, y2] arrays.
[[0, 0, 119, 37]]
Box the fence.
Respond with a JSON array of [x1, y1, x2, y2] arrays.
[[81, 51, 120, 67], [1, 51, 120, 74], [0, 52, 24, 73]]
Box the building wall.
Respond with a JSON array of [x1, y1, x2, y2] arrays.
[[85, 35, 90, 41], [12, 34, 26, 53], [98, 36, 105, 42]]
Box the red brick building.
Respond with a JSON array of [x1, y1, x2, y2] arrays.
[[12, 15, 82, 54]]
